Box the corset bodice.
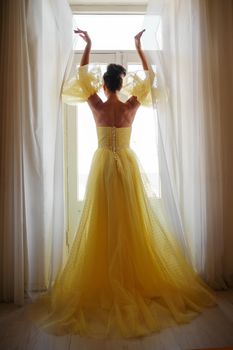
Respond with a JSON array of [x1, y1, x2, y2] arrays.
[[97, 126, 131, 151]]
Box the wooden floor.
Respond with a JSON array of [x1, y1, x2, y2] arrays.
[[0, 290, 233, 350]]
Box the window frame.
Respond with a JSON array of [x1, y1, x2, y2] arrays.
[[70, 4, 147, 15]]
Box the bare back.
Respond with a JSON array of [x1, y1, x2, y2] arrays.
[[87, 93, 140, 128]]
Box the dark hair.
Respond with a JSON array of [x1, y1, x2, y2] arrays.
[[103, 64, 126, 93]]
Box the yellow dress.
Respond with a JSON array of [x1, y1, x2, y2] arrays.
[[27, 64, 216, 339]]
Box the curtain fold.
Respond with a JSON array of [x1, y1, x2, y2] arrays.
[[144, 0, 233, 288], [200, 0, 233, 287], [0, 0, 72, 305], [0, 0, 31, 305]]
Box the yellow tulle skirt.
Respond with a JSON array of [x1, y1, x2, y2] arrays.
[[27, 127, 216, 339]]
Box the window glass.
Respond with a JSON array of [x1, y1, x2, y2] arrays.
[[128, 64, 161, 198], [73, 15, 145, 50]]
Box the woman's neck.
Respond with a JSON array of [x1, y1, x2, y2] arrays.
[[106, 92, 119, 101]]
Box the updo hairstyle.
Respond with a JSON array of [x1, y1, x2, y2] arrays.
[[103, 64, 126, 93]]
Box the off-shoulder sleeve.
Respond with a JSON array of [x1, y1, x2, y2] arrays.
[[120, 69, 156, 107], [62, 64, 102, 105]]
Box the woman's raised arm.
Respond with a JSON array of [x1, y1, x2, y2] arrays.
[[74, 28, 92, 66], [134, 29, 149, 71]]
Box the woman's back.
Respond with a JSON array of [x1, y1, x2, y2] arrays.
[[87, 95, 140, 128]]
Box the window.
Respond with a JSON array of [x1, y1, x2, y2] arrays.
[[63, 13, 162, 243], [73, 15, 144, 50], [72, 14, 162, 51]]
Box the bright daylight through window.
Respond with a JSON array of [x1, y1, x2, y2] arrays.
[[70, 14, 161, 201], [73, 15, 145, 50]]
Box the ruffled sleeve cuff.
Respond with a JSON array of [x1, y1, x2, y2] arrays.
[[120, 69, 157, 107], [62, 64, 102, 105]]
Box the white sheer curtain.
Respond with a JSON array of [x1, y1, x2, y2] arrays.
[[143, 0, 233, 288], [0, 0, 72, 305]]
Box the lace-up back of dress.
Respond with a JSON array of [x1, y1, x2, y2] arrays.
[[97, 126, 131, 151]]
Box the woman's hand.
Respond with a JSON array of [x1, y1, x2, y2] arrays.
[[75, 28, 92, 66], [134, 29, 149, 70], [134, 29, 145, 51], [74, 28, 91, 46]]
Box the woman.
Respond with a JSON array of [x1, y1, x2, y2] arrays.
[[70, 28, 150, 126], [27, 29, 216, 339]]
